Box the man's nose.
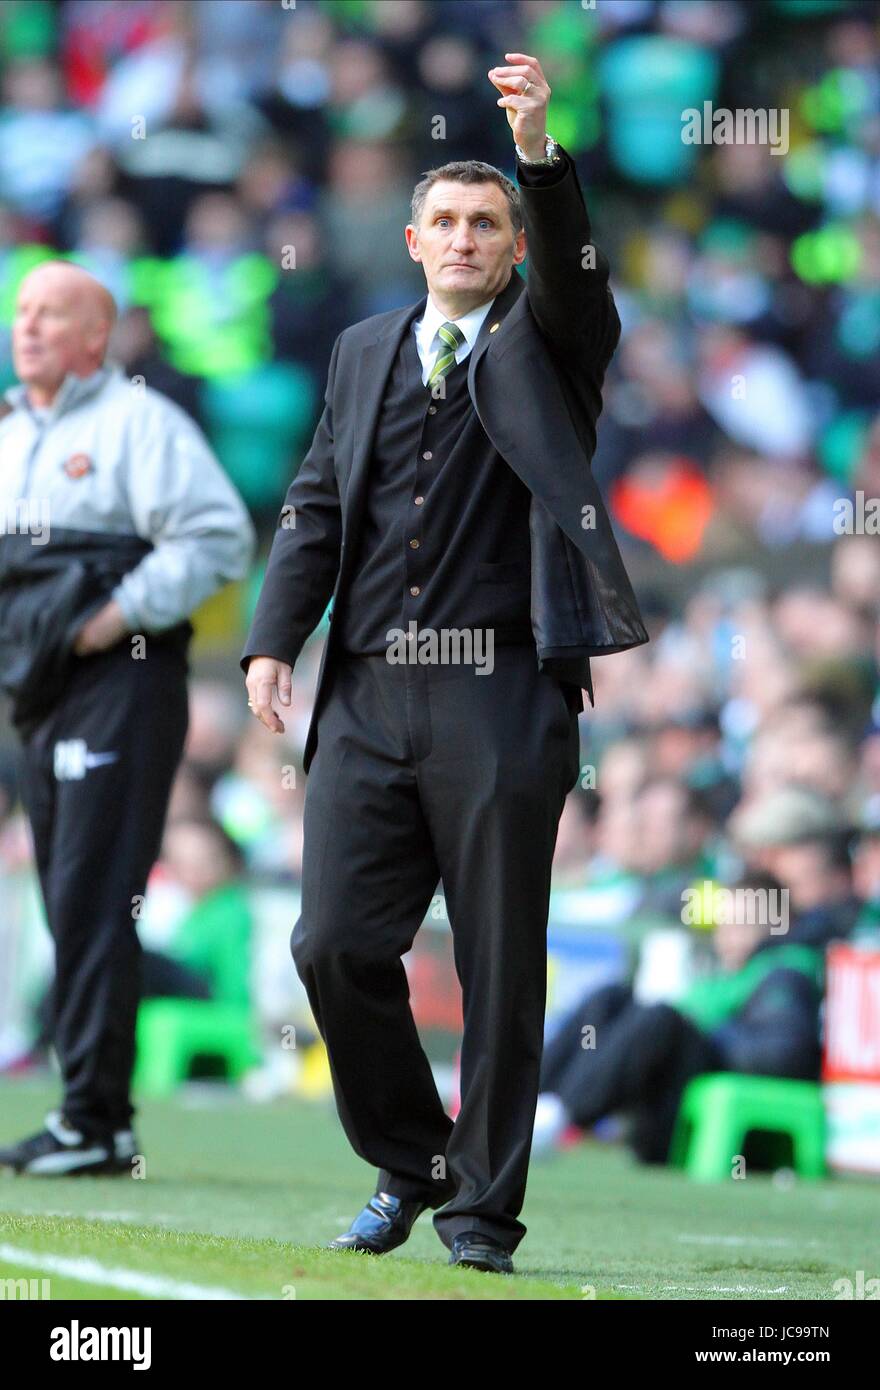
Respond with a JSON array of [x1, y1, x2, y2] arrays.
[[451, 223, 476, 249]]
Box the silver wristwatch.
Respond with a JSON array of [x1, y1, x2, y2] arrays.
[[515, 134, 561, 165]]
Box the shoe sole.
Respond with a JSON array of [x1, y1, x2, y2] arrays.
[[327, 1237, 400, 1254], [451, 1261, 513, 1274], [0, 1153, 139, 1178], [449, 1253, 514, 1274]]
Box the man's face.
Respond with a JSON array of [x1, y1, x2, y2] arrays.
[[714, 910, 763, 972], [634, 783, 690, 872], [853, 833, 880, 901], [405, 179, 525, 311], [12, 267, 107, 393]]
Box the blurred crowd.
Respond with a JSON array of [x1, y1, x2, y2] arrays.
[[1, 0, 879, 1090]]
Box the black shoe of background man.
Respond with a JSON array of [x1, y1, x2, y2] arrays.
[[0, 1110, 139, 1177], [448, 1231, 514, 1274], [328, 1190, 430, 1254]]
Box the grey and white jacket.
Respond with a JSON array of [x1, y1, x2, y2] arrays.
[[0, 359, 255, 728]]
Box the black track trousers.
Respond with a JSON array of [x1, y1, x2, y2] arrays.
[[16, 642, 189, 1134]]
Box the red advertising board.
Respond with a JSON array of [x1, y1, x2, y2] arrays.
[[823, 944, 880, 1083]]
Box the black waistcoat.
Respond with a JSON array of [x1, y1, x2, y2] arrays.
[[335, 325, 536, 655]]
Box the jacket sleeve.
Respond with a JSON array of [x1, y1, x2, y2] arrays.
[[709, 969, 823, 1080], [111, 393, 256, 631], [515, 143, 621, 367], [240, 332, 343, 672]]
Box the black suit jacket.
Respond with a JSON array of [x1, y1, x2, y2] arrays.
[[242, 142, 649, 773]]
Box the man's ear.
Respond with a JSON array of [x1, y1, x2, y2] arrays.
[[512, 229, 527, 267], [404, 224, 422, 263]]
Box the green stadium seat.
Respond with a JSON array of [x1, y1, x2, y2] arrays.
[[133, 1000, 261, 1098], [668, 1073, 827, 1182]]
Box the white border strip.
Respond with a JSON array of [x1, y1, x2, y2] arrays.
[[0, 1244, 250, 1300]]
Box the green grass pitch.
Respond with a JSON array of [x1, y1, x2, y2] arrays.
[[0, 1078, 875, 1300]]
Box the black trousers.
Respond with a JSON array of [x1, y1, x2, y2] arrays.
[[539, 983, 725, 1163], [292, 646, 581, 1253], [31, 951, 213, 1054], [16, 642, 189, 1135]]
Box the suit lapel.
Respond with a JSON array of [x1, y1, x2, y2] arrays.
[[466, 268, 524, 398], [349, 297, 424, 507]]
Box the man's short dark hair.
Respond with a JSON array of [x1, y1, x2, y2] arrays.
[[169, 815, 245, 874], [410, 160, 523, 238], [637, 774, 714, 826]]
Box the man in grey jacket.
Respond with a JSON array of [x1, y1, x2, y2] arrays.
[[0, 261, 255, 1175]]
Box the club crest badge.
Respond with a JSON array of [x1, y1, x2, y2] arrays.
[[63, 453, 93, 479]]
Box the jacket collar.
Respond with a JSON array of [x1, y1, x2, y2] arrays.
[[4, 359, 125, 422], [371, 266, 524, 349], [415, 291, 496, 361], [355, 268, 524, 441]]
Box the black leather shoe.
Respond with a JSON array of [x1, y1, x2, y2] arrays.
[[448, 1231, 514, 1274], [328, 1190, 429, 1254]]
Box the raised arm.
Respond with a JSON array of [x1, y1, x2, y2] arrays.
[[490, 53, 621, 364]]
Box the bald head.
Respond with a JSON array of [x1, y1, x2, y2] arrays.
[[13, 261, 117, 406]]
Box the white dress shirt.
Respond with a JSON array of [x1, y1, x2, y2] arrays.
[[413, 292, 497, 386]]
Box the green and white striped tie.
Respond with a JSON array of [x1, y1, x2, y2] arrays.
[[427, 320, 466, 387]]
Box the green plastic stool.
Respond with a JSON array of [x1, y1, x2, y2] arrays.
[[669, 1073, 827, 1182], [134, 999, 261, 1098]]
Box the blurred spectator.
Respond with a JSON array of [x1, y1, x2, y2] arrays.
[[0, 57, 95, 222], [158, 816, 254, 1007], [534, 871, 825, 1165], [109, 303, 203, 421], [852, 795, 880, 940], [631, 776, 719, 917], [551, 793, 598, 889], [264, 206, 359, 382], [731, 786, 861, 948]]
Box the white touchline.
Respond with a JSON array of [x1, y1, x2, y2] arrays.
[[615, 1282, 789, 1294], [14, 1209, 172, 1224], [0, 1244, 251, 1300]]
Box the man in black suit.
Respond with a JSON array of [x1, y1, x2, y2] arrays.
[[243, 53, 648, 1274]]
